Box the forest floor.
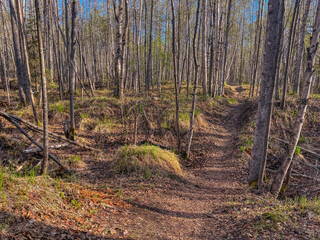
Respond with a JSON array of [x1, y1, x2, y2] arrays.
[[1, 85, 320, 239]]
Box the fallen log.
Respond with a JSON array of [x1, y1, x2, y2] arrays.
[[0, 112, 72, 173], [23, 143, 70, 154], [137, 140, 172, 150], [0, 110, 98, 151]]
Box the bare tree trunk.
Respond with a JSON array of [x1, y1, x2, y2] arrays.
[[8, 1, 26, 104], [120, 0, 129, 96], [213, 0, 221, 98], [68, 0, 77, 140], [113, 0, 123, 97], [293, 0, 312, 94], [145, 0, 153, 92], [35, 0, 49, 174], [238, 16, 244, 85], [201, 0, 208, 96], [186, 0, 191, 98], [250, 0, 264, 97], [219, 0, 232, 95], [134, 0, 143, 93], [274, 30, 284, 100], [65, 0, 69, 86], [171, 0, 180, 150], [280, 0, 300, 109], [15, 0, 39, 124], [186, 0, 200, 157], [271, 2, 320, 197], [248, 0, 285, 186]]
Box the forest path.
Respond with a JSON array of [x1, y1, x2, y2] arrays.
[[126, 86, 251, 239]]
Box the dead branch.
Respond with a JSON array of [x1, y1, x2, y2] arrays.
[[292, 171, 320, 182], [23, 143, 70, 154], [295, 155, 320, 171], [0, 110, 98, 151], [137, 140, 172, 150], [272, 137, 320, 159], [140, 103, 155, 139], [0, 111, 72, 173]]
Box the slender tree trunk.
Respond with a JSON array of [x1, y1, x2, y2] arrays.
[[219, 0, 232, 95], [134, 0, 143, 93], [113, 0, 123, 97], [213, 0, 221, 98], [201, 0, 208, 95], [239, 17, 244, 85], [145, 0, 154, 92], [0, 51, 10, 106], [9, 0, 39, 125], [250, 0, 264, 97], [120, 0, 129, 96], [69, 0, 77, 140], [186, 0, 200, 157], [293, 0, 312, 94], [35, 0, 49, 174], [280, 0, 300, 109], [208, 0, 216, 96], [186, 0, 191, 98], [171, 0, 180, 150], [271, 2, 320, 197], [248, 0, 285, 186]]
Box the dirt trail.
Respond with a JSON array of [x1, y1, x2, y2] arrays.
[[122, 89, 251, 239]]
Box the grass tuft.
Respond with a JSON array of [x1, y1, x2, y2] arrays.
[[114, 144, 182, 178]]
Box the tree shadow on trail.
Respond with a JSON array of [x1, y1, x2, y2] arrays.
[[128, 201, 215, 220]]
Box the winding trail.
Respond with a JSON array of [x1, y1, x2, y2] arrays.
[[126, 89, 251, 239]]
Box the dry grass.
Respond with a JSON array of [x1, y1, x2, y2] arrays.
[[0, 170, 128, 232], [67, 155, 86, 169], [114, 144, 182, 178]]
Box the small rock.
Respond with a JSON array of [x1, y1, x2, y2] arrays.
[[29, 220, 34, 225]]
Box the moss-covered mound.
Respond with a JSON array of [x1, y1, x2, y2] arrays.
[[114, 144, 182, 178]]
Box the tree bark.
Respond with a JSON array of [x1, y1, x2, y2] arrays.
[[248, 0, 285, 186], [145, 0, 153, 92], [201, 0, 208, 96], [293, 0, 312, 94], [171, 0, 180, 150], [219, 0, 232, 96], [68, 0, 77, 140], [271, 2, 320, 197], [280, 0, 300, 109], [250, 0, 264, 97], [186, 0, 200, 157], [113, 0, 123, 97], [35, 0, 49, 174]]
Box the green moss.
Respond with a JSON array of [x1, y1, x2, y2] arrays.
[[249, 180, 258, 189], [227, 98, 238, 104]]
